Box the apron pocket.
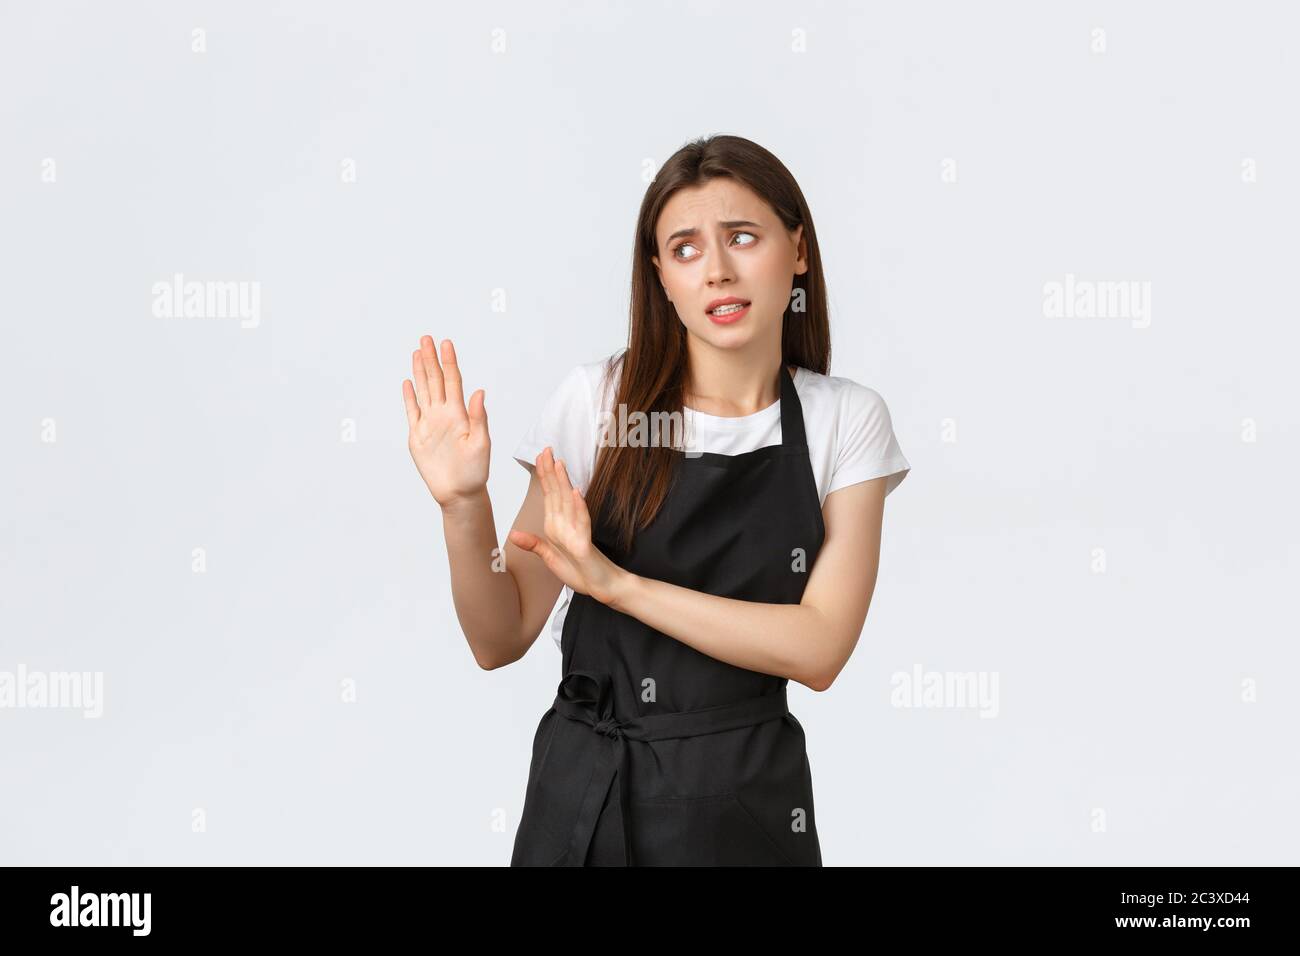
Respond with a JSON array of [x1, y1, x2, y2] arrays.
[[630, 791, 796, 866]]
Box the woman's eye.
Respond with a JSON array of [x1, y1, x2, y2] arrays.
[[673, 233, 755, 260]]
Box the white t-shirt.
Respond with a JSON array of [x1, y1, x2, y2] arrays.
[[512, 350, 911, 651]]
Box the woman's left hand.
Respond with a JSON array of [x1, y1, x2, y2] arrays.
[[508, 447, 629, 607]]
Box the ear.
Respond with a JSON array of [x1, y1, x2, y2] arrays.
[[791, 224, 809, 277], [650, 255, 670, 300]]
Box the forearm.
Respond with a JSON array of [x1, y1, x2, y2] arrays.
[[439, 488, 525, 668], [606, 573, 837, 691]]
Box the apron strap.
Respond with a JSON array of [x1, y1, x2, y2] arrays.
[[777, 363, 808, 451]]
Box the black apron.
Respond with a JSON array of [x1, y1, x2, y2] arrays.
[[510, 363, 826, 866]]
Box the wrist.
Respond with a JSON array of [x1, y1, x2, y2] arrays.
[[439, 487, 488, 521], [602, 567, 640, 614]]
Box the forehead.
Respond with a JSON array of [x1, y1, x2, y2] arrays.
[[655, 178, 770, 241]]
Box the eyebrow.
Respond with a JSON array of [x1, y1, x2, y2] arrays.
[[664, 220, 763, 246]]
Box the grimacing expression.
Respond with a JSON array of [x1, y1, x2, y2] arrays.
[[651, 178, 807, 349]]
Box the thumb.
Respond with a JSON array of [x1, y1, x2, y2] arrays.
[[468, 388, 488, 432], [508, 528, 544, 554], [508, 530, 564, 579]]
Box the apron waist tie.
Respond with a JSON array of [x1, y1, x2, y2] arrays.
[[549, 669, 790, 866]]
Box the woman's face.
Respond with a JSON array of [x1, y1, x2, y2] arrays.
[[651, 177, 806, 353]]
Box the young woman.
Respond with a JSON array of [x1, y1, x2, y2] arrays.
[[402, 135, 910, 866]]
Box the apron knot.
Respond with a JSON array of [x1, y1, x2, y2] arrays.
[[546, 670, 790, 865]]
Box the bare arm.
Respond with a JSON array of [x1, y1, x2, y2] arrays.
[[403, 336, 564, 670], [440, 475, 563, 669], [511, 447, 890, 692], [605, 477, 887, 691]]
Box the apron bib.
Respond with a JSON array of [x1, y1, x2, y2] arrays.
[[511, 363, 826, 866]]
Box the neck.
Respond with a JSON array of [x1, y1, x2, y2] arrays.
[[682, 339, 787, 417]]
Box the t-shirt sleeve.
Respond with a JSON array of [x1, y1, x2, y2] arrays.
[[512, 364, 599, 495], [826, 382, 911, 498]]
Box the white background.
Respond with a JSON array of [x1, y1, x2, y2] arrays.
[[1, 1, 1296, 865]]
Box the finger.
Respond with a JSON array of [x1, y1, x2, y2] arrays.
[[571, 486, 591, 533], [402, 379, 420, 429], [535, 448, 551, 498], [411, 351, 430, 407], [440, 339, 466, 414], [467, 388, 488, 437], [554, 458, 575, 524], [508, 529, 538, 551], [420, 334, 445, 404], [510, 529, 554, 566], [537, 448, 558, 519], [543, 448, 564, 523]]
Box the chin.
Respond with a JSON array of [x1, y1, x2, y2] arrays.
[[690, 327, 750, 350], [688, 316, 765, 346]]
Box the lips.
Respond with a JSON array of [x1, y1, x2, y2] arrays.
[[705, 296, 751, 315], [706, 300, 751, 325]]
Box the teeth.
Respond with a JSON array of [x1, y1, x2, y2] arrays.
[[710, 303, 747, 315]]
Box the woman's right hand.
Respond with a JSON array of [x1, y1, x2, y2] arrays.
[[402, 335, 490, 509]]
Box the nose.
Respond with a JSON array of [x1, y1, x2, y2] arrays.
[[704, 235, 737, 288]]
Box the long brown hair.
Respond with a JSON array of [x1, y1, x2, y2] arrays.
[[586, 134, 831, 555]]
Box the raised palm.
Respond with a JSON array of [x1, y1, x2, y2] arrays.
[[402, 336, 489, 507]]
